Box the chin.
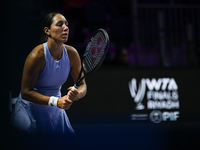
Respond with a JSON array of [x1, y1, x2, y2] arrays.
[[61, 38, 68, 43], [63, 40, 68, 43]]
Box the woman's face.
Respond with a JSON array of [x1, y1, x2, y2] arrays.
[[49, 14, 69, 43]]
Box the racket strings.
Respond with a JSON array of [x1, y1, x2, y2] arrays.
[[83, 32, 107, 73]]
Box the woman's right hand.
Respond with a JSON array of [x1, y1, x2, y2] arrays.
[[57, 95, 73, 110]]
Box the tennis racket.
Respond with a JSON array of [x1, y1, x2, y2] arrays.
[[73, 28, 109, 89]]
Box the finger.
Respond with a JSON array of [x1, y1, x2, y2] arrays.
[[68, 95, 77, 101], [67, 101, 73, 105], [71, 86, 77, 90], [71, 87, 78, 93], [66, 99, 73, 104], [64, 104, 70, 109], [63, 95, 69, 100], [67, 91, 77, 99], [64, 104, 72, 110], [69, 90, 79, 97], [64, 106, 69, 110], [67, 86, 73, 91]]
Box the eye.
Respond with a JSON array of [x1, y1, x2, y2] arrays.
[[56, 21, 63, 27], [65, 21, 68, 27]]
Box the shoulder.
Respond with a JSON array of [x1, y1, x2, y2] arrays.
[[64, 44, 81, 67], [64, 44, 79, 55], [28, 44, 44, 60], [64, 44, 80, 60], [25, 44, 45, 68]]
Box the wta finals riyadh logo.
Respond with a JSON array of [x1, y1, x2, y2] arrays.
[[129, 78, 146, 110], [129, 78, 179, 110], [129, 78, 180, 123]]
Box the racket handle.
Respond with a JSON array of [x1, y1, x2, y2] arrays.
[[72, 85, 78, 89]]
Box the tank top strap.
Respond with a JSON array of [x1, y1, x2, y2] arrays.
[[43, 42, 50, 63]]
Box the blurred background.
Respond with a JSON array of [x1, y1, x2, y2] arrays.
[[2, 0, 200, 149]]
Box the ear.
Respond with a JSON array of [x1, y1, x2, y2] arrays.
[[44, 27, 50, 36]]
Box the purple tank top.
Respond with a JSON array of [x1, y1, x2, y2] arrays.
[[34, 42, 70, 97]]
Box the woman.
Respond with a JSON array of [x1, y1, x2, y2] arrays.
[[10, 12, 87, 135]]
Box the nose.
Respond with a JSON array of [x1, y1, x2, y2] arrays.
[[63, 24, 68, 31]]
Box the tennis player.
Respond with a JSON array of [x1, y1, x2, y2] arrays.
[[10, 12, 87, 135]]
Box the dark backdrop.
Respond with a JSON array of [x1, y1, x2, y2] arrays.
[[1, 0, 200, 150]]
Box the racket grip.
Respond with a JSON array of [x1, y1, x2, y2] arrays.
[[72, 85, 78, 89]]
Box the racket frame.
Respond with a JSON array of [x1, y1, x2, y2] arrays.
[[74, 28, 109, 88]]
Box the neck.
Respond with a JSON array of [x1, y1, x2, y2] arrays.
[[47, 39, 63, 61]]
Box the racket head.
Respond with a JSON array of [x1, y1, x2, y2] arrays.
[[82, 28, 109, 75]]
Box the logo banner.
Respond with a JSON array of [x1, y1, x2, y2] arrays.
[[129, 78, 180, 123]]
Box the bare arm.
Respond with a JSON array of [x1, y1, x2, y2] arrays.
[[21, 45, 50, 105], [64, 45, 87, 101]]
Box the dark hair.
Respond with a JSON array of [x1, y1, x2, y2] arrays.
[[40, 12, 60, 43]]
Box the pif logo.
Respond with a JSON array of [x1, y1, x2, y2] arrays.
[[149, 110, 179, 123]]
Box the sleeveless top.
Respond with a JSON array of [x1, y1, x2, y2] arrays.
[[10, 42, 74, 135]]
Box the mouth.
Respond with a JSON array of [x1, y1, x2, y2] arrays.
[[62, 33, 68, 37]]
